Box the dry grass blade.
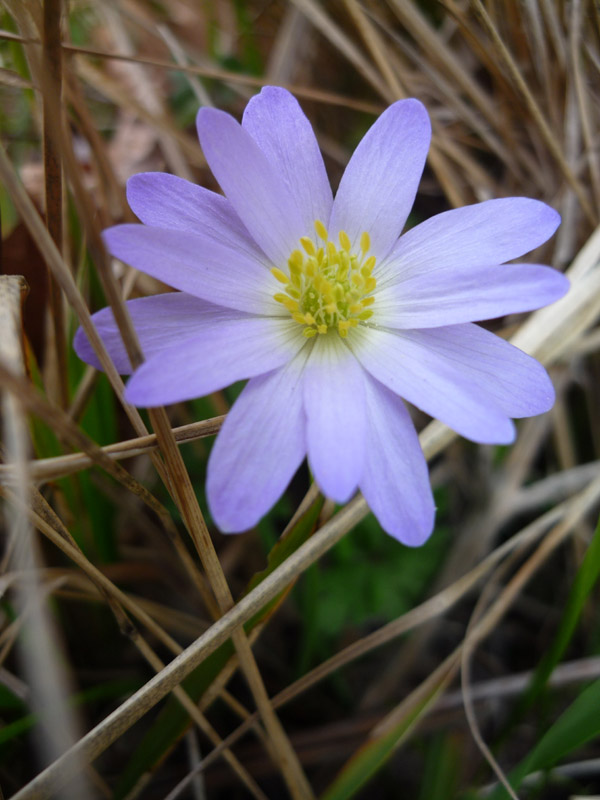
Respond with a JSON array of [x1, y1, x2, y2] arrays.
[[470, 0, 595, 224], [59, 42, 381, 112], [342, 472, 600, 781], [569, 0, 600, 215], [0, 486, 265, 799], [42, 0, 67, 407], [0, 360, 181, 532], [145, 408, 315, 800], [512, 224, 600, 363], [188, 501, 570, 772], [344, 0, 405, 99], [0, 276, 91, 799], [0, 141, 148, 437], [291, 0, 395, 102], [8, 496, 367, 800], [0, 416, 225, 484]]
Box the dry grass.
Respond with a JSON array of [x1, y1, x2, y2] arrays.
[[1, 1, 599, 798]]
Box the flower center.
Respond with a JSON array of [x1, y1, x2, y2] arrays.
[[271, 220, 376, 338]]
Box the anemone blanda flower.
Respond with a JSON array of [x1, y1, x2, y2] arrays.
[[75, 87, 568, 546]]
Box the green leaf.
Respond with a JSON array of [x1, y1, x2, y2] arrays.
[[502, 514, 600, 734], [488, 677, 600, 799], [320, 657, 456, 800]]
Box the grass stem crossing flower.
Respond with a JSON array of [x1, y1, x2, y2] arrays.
[[75, 87, 568, 545]]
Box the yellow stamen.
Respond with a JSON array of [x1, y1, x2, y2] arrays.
[[271, 267, 290, 284], [300, 236, 316, 256], [339, 230, 351, 253], [314, 219, 329, 241], [272, 220, 377, 338]]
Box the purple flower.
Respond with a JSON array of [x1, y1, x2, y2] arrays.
[[75, 87, 568, 546]]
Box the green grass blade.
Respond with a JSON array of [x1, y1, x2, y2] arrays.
[[488, 676, 600, 799], [320, 657, 456, 800], [508, 515, 600, 726]]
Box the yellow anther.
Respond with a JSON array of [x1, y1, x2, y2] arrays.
[[314, 219, 329, 241], [274, 221, 377, 337], [300, 236, 316, 256], [336, 264, 349, 282], [274, 293, 299, 312], [363, 256, 376, 273], [339, 230, 351, 253], [271, 267, 290, 284], [289, 250, 304, 269]]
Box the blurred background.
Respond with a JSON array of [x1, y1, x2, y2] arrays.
[[1, 1, 600, 798]]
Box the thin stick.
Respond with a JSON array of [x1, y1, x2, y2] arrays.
[[42, 0, 68, 407], [147, 407, 315, 800], [471, 0, 595, 224], [8, 496, 368, 800]]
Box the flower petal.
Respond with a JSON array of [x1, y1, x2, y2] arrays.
[[242, 87, 333, 237], [125, 316, 306, 407], [103, 224, 278, 315], [360, 375, 435, 546], [196, 107, 306, 265], [375, 263, 569, 328], [207, 349, 310, 532], [74, 292, 241, 373], [303, 334, 365, 503], [126, 172, 264, 260], [329, 98, 431, 261], [376, 198, 561, 287], [348, 325, 517, 444]]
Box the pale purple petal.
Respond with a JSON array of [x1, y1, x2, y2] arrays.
[[126, 172, 264, 261], [125, 316, 305, 407], [375, 264, 569, 328], [74, 293, 243, 373], [242, 87, 333, 237], [329, 99, 431, 261], [303, 334, 365, 503], [207, 349, 310, 532], [408, 323, 555, 418], [376, 198, 561, 287], [196, 108, 306, 265], [103, 224, 279, 315], [360, 375, 435, 546], [348, 325, 516, 444]]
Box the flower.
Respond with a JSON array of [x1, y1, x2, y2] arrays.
[[75, 87, 568, 546]]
